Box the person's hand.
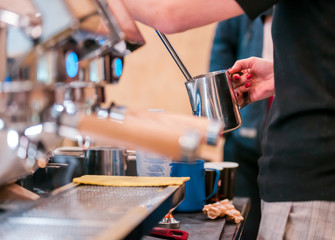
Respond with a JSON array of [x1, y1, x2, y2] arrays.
[[228, 57, 275, 105]]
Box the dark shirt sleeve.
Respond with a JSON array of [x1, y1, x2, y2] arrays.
[[236, 0, 280, 19]]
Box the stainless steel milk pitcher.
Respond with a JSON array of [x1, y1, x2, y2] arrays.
[[185, 70, 245, 133], [155, 31, 246, 133]]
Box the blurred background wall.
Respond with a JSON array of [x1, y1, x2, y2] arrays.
[[105, 23, 217, 115]]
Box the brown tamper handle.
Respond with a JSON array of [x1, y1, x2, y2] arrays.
[[75, 110, 221, 161], [126, 108, 213, 138]]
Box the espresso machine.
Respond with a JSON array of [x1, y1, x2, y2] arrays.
[[0, 1, 223, 238], [0, 0, 147, 187]]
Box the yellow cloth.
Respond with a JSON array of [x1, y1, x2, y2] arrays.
[[73, 175, 190, 187]]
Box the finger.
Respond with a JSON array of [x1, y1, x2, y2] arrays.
[[234, 90, 246, 106], [235, 85, 251, 106], [231, 73, 252, 88], [228, 69, 249, 75], [228, 57, 257, 74], [236, 81, 251, 94], [230, 74, 245, 88]]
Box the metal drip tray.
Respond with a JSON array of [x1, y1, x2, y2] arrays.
[[0, 183, 185, 240]]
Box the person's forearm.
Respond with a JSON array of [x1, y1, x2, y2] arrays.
[[123, 0, 245, 33]]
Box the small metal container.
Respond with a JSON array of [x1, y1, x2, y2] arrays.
[[85, 147, 127, 176]]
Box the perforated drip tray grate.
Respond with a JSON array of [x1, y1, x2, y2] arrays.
[[0, 184, 185, 240]]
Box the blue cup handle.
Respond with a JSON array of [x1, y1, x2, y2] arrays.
[[205, 168, 220, 200]]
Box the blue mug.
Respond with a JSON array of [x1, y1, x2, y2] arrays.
[[170, 160, 220, 212]]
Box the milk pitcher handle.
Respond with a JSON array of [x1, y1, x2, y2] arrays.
[[205, 168, 220, 200], [239, 91, 250, 108], [228, 71, 250, 109]]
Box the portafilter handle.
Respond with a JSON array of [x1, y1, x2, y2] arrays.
[[59, 106, 223, 161]]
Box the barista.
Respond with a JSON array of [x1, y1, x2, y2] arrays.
[[121, 0, 335, 239], [209, 10, 273, 239]]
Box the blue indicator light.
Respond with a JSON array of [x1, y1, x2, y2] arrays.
[[114, 58, 123, 77], [66, 52, 79, 78], [99, 38, 105, 45]]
